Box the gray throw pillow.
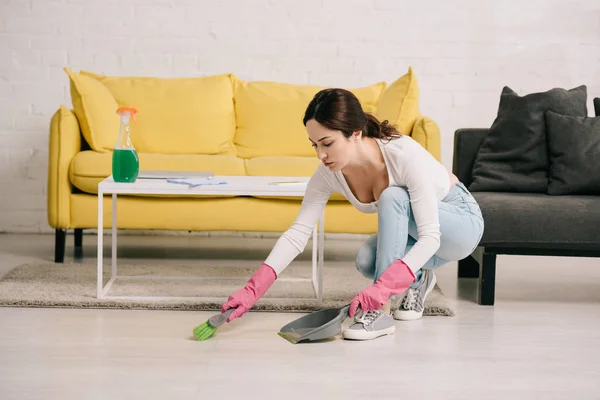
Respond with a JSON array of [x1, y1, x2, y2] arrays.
[[545, 110, 600, 195], [469, 85, 588, 193]]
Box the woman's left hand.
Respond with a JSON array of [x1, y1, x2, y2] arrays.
[[349, 259, 417, 318], [349, 283, 389, 317]]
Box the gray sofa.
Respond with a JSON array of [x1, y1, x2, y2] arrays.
[[453, 128, 600, 305]]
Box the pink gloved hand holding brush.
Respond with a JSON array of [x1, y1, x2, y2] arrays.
[[193, 263, 277, 341], [221, 263, 278, 322]]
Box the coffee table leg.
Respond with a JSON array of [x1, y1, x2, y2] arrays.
[[312, 224, 317, 297], [97, 190, 103, 299], [112, 193, 117, 278], [317, 212, 325, 301]]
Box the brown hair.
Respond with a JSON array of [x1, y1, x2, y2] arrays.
[[303, 88, 402, 141]]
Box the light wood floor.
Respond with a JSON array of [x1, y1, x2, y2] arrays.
[[1, 232, 599, 400]]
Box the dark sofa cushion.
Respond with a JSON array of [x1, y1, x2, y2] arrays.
[[545, 111, 600, 195], [472, 192, 600, 247], [469, 85, 588, 193], [594, 97, 600, 117]]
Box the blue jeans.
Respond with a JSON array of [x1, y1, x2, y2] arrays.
[[354, 182, 484, 286]]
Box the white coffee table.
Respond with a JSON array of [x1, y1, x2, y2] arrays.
[[97, 175, 325, 302]]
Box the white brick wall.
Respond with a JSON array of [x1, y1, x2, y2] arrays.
[[1, 0, 599, 233]]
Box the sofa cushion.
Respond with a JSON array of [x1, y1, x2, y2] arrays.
[[473, 192, 600, 246], [64, 68, 120, 152], [469, 85, 588, 193], [71, 193, 378, 233], [244, 156, 346, 201], [79, 71, 237, 155], [70, 151, 245, 194], [233, 78, 386, 158], [375, 66, 421, 135], [545, 111, 600, 195], [410, 116, 441, 162]]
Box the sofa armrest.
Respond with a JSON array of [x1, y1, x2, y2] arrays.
[[452, 128, 488, 187], [47, 106, 81, 229], [410, 116, 441, 162]]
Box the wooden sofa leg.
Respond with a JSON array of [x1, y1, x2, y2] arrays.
[[55, 229, 66, 263], [74, 229, 83, 259], [458, 255, 480, 278], [478, 251, 496, 305]]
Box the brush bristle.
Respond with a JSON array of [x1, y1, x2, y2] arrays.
[[193, 321, 217, 341]]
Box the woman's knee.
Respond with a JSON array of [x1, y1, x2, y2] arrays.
[[378, 186, 411, 216], [354, 239, 376, 279]]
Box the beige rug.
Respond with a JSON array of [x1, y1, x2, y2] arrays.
[[0, 261, 455, 316]]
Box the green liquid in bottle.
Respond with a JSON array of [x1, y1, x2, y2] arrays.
[[112, 149, 139, 183]]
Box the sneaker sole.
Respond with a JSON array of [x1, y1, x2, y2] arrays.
[[342, 325, 395, 341], [393, 272, 437, 321]]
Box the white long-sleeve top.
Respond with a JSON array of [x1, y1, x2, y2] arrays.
[[264, 135, 452, 276]]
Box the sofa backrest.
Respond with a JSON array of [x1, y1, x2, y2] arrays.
[[232, 78, 386, 158], [452, 128, 488, 187], [64, 67, 423, 159]]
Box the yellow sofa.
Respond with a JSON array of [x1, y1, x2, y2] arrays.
[[48, 67, 441, 262]]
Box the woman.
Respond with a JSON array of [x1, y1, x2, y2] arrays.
[[221, 88, 484, 341]]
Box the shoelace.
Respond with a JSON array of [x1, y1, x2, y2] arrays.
[[401, 288, 419, 310], [355, 310, 381, 326]]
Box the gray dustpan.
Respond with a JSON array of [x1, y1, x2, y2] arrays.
[[278, 304, 350, 344]]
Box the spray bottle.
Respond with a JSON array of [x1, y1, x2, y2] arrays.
[[112, 106, 139, 183]]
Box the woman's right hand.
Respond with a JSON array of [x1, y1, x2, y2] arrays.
[[221, 263, 277, 322]]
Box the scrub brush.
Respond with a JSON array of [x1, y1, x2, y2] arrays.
[[193, 308, 236, 341]]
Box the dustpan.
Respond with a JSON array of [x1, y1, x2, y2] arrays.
[[277, 304, 350, 344]]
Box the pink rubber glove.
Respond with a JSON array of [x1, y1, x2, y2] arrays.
[[349, 259, 416, 317], [221, 263, 277, 322]]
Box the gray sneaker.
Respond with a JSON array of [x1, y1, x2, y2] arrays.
[[342, 310, 395, 341], [393, 270, 436, 321]]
